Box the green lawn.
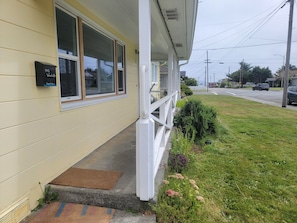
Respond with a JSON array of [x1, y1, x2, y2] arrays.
[[157, 95, 297, 222]]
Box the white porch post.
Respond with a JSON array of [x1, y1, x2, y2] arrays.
[[167, 47, 174, 95], [173, 57, 178, 92], [136, 0, 154, 201]]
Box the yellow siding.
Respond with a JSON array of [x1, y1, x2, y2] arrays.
[[0, 48, 57, 76], [0, 0, 139, 216]]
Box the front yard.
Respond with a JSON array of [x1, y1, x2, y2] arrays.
[[155, 95, 297, 222]]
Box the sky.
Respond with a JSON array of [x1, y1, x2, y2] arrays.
[[181, 0, 297, 84]]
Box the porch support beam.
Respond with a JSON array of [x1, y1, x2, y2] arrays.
[[167, 47, 174, 95], [136, 0, 154, 201]]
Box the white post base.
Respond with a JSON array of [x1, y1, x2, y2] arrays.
[[136, 117, 155, 201]]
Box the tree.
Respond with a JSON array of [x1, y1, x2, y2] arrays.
[[184, 77, 198, 86], [227, 61, 252, 86], [181, 74, 198, 86], [250, 66, 272, 83], [274, 64, 297, 87], [227, 61, 273, 85]]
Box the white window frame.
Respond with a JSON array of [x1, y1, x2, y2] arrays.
[[117, 42, 126, 94], [56, 6, 82, 102]]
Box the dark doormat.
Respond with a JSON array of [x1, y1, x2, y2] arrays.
[[26, 202, 115, 223], [50, 168, 122, 190]]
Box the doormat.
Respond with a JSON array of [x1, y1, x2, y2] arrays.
[[27, 202, 115, 223], [50, 168, 122, 190]]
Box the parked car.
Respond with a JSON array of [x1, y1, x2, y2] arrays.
[[252, 83, 269, 91], [287, 86, 297, 105]]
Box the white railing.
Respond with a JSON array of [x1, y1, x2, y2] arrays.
[[150, 91, 178, 177]]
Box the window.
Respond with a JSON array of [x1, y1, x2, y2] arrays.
[[151, 63, 158, 83], [55, 6, 126, 103], [56, 8, 80, 100]]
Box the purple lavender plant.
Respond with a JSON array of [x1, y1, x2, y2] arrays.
[[169, 152, 188, 172]]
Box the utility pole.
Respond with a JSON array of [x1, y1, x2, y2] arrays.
[[204, 66, 206, 87], [206, 50, 209, 92], [282, 0, 295, 107]]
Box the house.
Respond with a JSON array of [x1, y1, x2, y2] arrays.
[[265, 78, 277, 87], [0, 0, 198, 221]]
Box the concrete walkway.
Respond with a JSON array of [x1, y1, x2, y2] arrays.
[[23, 122, 170, 222]]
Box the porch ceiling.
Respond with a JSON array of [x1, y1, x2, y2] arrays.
[[76, 0, 198, 61]]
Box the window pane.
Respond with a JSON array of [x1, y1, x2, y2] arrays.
[[56, 8, 77, 56], [152, 64, 158, 83], [117, 44, 125, 92], [117, 44, 123, 69], [59, 58, 78, 97], [83, 24, 115, 95], [118, 70, 124, 92]]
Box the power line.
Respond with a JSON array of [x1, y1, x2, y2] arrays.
[[219, 0, 287, 59], [193, 40, 297, 50]]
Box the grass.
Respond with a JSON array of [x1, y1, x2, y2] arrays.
[[156, 95, 297, 223]]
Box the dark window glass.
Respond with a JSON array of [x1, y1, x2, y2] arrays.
[[59, 58, 78, 97], [56, 8, 77, 56], [83, 24, 115, 95]]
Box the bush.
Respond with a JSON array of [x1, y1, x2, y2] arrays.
[[174, 99, 218, 141], [181, 84, 193, 97]]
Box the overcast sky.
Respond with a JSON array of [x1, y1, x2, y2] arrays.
[[182, 0, 297, 84]]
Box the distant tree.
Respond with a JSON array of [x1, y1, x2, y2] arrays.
[[227, 61, 252, 87], [275, 64, 297, 78], [227, 61, 273, 85], [184, 77, 198, 86], [274, 64, 297, 87], [251, 66, 272, 83]]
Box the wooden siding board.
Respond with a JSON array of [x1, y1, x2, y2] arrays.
[[0, 98, 60, 130], [0, 76, 59, 102], [0, 21, 56, 57], [0, 0, 54, 37], [0, 48, 57, 76]]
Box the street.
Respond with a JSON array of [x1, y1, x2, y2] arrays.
[[191, 86, 297, 111]]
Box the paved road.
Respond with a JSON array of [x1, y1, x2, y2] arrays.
[[191, 87, 297, 111]]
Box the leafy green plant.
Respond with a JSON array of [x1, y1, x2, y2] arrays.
[[171, 130, 194, 155], [153, 173, 204, 223], [168, 130, 195, 173], [174, 99, 218, 141], [36, 184, 59, 210]]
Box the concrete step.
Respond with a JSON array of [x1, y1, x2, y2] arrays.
[[49, 185, 154, 212]]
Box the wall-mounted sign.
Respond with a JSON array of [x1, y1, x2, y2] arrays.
[[35, 61, 56, 87]]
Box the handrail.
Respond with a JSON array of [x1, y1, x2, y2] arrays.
[[150, 91, 177, 112]]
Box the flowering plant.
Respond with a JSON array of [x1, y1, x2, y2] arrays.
[[153, 173, 204, 222], [169, 152, 188, 172]]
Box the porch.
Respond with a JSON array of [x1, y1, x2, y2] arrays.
[[49, 122, 170, 212]]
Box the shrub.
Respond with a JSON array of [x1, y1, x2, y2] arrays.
[[181, 84, 193, 97], [174, 99, 218, 141]]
